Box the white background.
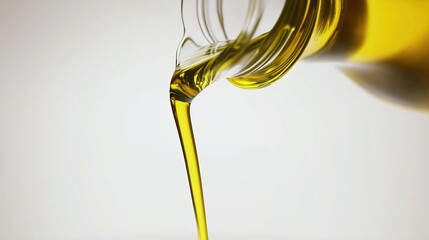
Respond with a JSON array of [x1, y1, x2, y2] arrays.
[[1, 1, 429, 240]]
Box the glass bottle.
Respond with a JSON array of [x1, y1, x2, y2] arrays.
[[174, 0, 429, 109], [169, 2, 429, 240]]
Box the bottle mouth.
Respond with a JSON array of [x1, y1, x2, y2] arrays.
[[176, 0, 320, 89], [228, 0, 320, 89]]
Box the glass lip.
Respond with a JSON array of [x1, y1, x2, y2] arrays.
[[175, 0, 321, 89], [226, 0, 320, 89], [176, 0, 266, 66]]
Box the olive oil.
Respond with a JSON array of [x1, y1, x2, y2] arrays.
[[170, 1, 429, 240], [170, 56, 216, 240], [170, 99, 208, 240], [170, 37, 258, 240]]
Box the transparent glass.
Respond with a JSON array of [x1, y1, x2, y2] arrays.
[[175, 0, 429, 110]]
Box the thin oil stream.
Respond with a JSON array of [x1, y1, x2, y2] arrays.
[[169, 41, 255, 240], [170, 57, 215, 240], [169, 12, 299, 240], [170, 100, 207, 240]]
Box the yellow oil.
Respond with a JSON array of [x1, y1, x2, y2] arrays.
[[170, 57, 215, 240], [170, 99, 208, 240], [170, 1, 429, 240], [170, 37, 253, 240]]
